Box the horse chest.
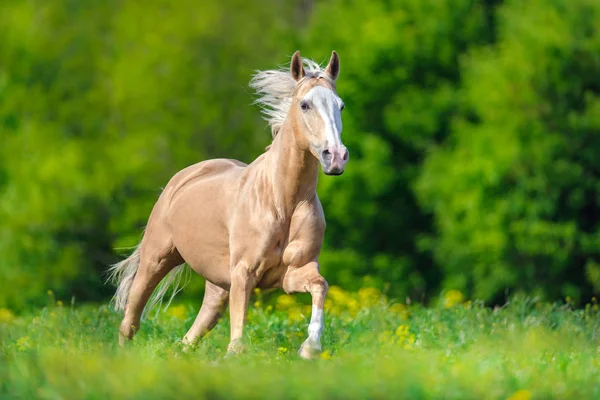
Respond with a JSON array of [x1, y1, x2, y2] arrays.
[[255, 221, 289, 265], [233, 199, 324, 284], [251, 223, 304, 271], [269, 223, 321, 266]]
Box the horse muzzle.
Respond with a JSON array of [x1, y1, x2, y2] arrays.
[[320, 145, 349, 176]]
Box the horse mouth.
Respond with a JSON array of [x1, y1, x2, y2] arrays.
[[323, 168, 344, 176]]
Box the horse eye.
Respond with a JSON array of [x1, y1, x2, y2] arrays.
[[300, 101, 310, 111]]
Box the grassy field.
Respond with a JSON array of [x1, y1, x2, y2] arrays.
[[1, 287, 599, 399]]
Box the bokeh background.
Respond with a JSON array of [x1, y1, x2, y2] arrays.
[[2, 0, 600, 311]]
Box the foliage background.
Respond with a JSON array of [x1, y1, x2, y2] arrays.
[[1, 0, 599, 310]]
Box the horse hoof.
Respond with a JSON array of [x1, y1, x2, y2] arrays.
[[118, 332, 130, 347], [180, 336, 199, 353], [180, 342, 195, 354], [226, 340, 245, 357], [298, 343, 322, 360]]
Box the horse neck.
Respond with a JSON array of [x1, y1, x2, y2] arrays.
[[265, 119, 319, 214]]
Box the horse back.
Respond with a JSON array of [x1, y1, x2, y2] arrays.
[[164, 158, 246, 201]]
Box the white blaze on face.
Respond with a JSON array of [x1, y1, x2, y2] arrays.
[[303, 86, 344, 148]]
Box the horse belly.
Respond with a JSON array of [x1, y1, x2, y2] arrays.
[[176, 230, 232, 290], [168, 172, 237, 290]]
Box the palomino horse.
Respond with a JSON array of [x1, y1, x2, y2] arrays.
[[109, 51, 348, 359]]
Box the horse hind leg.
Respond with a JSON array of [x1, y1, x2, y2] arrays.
[[182, 281, 229, 346], [119, 237, 184, 345]]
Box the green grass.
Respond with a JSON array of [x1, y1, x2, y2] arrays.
[[1, 289, 599, 399]]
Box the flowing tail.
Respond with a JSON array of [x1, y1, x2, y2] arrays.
[[108, 243, 190, 318], [108, 244, 142, 312]]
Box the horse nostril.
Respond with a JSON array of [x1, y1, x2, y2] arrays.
[[322, 149, 332, 161], [342, 150, 349, 161]]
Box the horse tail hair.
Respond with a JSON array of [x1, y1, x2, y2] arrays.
[[108, 242, 191, 318], [108, 244, 142, 312], [144, 263, 190, 319]]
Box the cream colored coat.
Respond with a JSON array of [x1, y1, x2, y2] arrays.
[[110, 51, 348, 359]]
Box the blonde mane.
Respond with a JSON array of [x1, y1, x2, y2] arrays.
[[249, 58, 334, 138]]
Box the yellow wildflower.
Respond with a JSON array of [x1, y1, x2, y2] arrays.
[[395, 324, 409, 338], [167, 304, 187, 321], [394, 324, 416, 348], [327, 285, 347, 300], [443, 290, 465, 308], [357, 287, 381, 307], [56, 300, 63, 307], [320, 350, 332, 360], [302, 305, 312, 316], [276, 294, 297, 310], [277, 347, 288, 354], [326, 285, 366, 317], [347, 298, 361, 316], [16, 336, 31, 351], [507, 390, 531, 400], [288, 308, 304, 322], [0, 308, 15, 324], [389, 303, 410, 319], [404, 334, 416, 349]]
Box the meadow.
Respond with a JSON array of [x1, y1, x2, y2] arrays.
[[1, 288, 599, 399]]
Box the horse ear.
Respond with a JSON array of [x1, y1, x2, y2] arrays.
[[290, 50, 305, 82], [325, 51, 340, 81]]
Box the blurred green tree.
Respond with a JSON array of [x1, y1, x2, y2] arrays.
[[417, 0, 600, 302], [302, 0, 499, 297], [0, 0, 303, 309]]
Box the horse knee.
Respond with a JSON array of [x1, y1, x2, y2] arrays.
[[282, 262, 325, 294], [308, 275, 328, 297]]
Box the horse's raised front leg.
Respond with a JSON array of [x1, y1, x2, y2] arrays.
[[182, 281, 229, 346], [282, 261, 328, 360], [227, 263, 256, 355]]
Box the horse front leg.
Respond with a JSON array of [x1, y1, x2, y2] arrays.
[[226, 263, 255, 355], [282, 261, 329, 359]]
